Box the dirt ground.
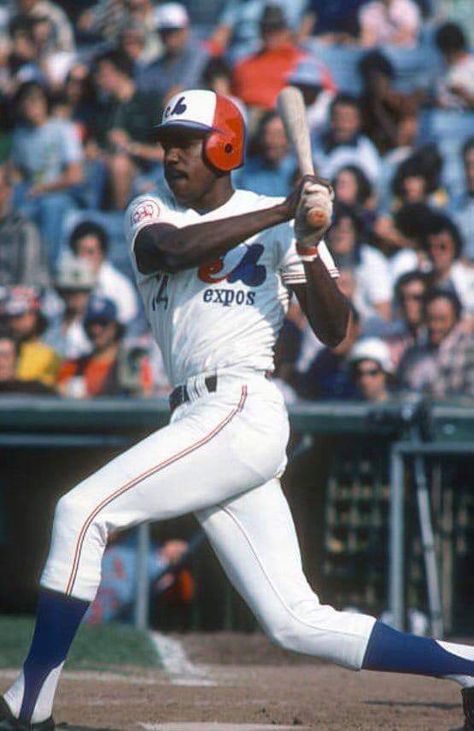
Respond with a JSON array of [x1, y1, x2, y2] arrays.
[[1, 633, 467, 730]]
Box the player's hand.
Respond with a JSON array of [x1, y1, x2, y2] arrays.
[[294, 177, 334, 247]]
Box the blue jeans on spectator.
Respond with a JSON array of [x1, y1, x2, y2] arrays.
[[13, 183, 77, 270]]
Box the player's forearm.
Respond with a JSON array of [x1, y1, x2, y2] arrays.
[[135, 204, 288, 274], [301, 258, 351, 347]]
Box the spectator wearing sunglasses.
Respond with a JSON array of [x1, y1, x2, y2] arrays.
[[349, 337, 394, 402]]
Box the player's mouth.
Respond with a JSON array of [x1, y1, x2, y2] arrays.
[[165, 168, 188, 182]]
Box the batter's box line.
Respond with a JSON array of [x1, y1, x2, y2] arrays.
[[150, 632, 217, 687]]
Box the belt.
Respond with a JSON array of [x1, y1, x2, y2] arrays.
[[169, 374, 218, 413]]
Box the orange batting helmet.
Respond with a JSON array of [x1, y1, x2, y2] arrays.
[[154, 89, 245, 172]]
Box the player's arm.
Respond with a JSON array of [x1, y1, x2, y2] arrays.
[[133, 184, 305, 275], [291, 266, 351, 349], [290, 179, 351, 348]]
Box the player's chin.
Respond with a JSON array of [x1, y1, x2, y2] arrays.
[[166, 175, 191, 202]]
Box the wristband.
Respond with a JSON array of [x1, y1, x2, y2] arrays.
[[296, 241, 319, 262]]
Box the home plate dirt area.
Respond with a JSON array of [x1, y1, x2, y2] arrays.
[[3, 633, 466, 731]]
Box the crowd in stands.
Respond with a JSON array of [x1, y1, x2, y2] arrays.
[[0, 0, 473, 403]]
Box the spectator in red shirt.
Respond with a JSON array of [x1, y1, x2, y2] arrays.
[[232, 4, 304, 113]]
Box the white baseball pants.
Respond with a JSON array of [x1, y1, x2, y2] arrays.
[[41, 371, 375, 670]]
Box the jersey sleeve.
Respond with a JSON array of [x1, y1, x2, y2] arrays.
[[124, 194, 180, 251], [279, 225, 339, 286]]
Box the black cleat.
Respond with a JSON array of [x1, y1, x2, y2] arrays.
[[0, 698, 54, 731], [463, 687, 474, 730]]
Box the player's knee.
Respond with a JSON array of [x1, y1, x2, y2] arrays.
[[54, 490, 88, 528]]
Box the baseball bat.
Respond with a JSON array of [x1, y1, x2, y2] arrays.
[[277, 86, 329, 229]]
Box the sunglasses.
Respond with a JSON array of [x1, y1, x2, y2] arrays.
[[86, 318, 113, 327], [355, 367, 382, 378]]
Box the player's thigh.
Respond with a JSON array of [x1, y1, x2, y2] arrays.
[[54, 385, 287, 532]]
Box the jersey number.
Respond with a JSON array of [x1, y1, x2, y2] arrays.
[[152, 274, 169, 310]]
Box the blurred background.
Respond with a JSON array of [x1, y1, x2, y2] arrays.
[[0, 0, 472, 640]]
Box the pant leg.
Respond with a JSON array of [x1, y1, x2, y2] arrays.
[[196, 478, 377, 670], [41, 381, 288, 601]]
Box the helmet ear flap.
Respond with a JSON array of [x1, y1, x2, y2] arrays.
[[204, 96, 245, 172]]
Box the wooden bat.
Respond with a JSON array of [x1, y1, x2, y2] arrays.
[[277, 85, 330, 230]]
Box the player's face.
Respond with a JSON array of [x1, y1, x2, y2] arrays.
[[161, 129, 218, 207]]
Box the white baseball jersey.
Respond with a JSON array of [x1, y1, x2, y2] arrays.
[[125, 189, 338, 387]]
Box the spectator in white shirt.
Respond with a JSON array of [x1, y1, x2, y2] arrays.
[[435, 22, 474, 110], [326, 203, 392, 330], [312, 94, 381, 184], [423, 213, 474, 324], [68, 221, 139, 327], [359, 0, 421, 48]]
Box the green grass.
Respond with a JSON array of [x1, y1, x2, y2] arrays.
[[0, 616, 161, 671]]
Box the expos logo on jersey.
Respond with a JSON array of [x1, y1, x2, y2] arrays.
[[198, 244, 266, 287], [198, 243, 266, 307]]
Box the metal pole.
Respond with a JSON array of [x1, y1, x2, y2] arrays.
[[389, 444, 405, 630], [412, 451, 444, 638], [134, 522, 151, 630]]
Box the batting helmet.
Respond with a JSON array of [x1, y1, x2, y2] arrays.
[[154, 89, 245, 172]]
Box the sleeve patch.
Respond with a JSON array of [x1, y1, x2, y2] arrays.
[[129, 198, 161, 228]]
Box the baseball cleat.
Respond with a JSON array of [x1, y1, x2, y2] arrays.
[[463, 687, 474, 730], [0, 698, 54, 731]]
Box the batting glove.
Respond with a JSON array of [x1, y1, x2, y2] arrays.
[[294, 179, 334, 248]]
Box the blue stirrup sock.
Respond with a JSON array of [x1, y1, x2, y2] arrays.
[[3, 589, 90, 722], [363, 621, 474, 686]]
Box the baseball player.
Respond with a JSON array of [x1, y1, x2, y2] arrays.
[[1, 90, 474, 731]]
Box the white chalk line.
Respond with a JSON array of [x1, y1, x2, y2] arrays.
[[150, 632, 217, 687]]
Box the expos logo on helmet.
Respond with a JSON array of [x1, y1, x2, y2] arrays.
[[155, 89, 246, 172]]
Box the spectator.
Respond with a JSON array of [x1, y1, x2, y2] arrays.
[[4, 285, 61, 387], [358, 50, 420, 156], [326, 204, 392, 328], [6, 15, 44, 93], [77, 0, 129, 44], [117, 21, 154, 73], [294, 307, 362, 400], [15, 0, 75, 54], [234, 111, 294, 197], [93, 50, 163, 210], [449, 137, 474, 262], [231, 4, 304, 113], [58, 295, 151, 398], [10, 81, 84, 268], [391, 146, 447, 210], [44, 255, 97, 359], [202, 56, 233, 97], [434, 22, 474, 110], [0, 330, 56, 395], [398, 290, 474, 397], [84, 530, 194, 625], [349, 337, 394, 402], [69, 221, 139, 327], [374, 202, 433, 277], [287, 55, 335, 137], [301, 0, 365, 43], [137, 3, 209, 102], [0, 164, 48, 288], [359, 0, 421, 48], [423, 213, 474, 320], [333, 165, 376, 229], [210, 0, 306, 61], [385, 270, 428, 368], [312, 94, 381, 183], [123, 0, 161, 62]]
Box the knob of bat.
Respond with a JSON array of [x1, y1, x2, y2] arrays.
[[306, 207, 331, 230]]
